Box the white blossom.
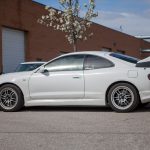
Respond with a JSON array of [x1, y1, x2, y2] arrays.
[[41, 16, 45, 19], [38, 0, 98, 51]]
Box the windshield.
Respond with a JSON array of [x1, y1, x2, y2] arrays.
[[110, 53, 140, 64], [15, 63, 43, 72]]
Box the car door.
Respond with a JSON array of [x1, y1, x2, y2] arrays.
[[29, 54, 85, 100]]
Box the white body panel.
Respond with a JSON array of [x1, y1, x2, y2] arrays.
[[0, 51, 150, 107]]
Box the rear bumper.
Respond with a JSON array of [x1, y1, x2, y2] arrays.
[[140, 91, 150, 103]]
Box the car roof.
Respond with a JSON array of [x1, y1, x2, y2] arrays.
[[60, 51, 112, 57]]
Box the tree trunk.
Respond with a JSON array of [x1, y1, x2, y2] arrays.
[[73, 41, 77, 52]]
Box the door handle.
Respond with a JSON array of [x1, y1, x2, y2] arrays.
[[73, 76, 81, 79], [84, 67, 93, 70]]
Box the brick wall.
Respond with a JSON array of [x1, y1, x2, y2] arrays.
[[0, 0, 150, 72]]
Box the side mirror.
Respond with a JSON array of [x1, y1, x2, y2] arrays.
[[39, 66, 49, 73]]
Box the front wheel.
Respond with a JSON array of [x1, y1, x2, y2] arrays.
[[0, 84, 24, 112], [107, 83, 140, 112]]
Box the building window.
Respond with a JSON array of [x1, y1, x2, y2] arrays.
[[101, 47, 112, 52], [117, 50, 125, 54]]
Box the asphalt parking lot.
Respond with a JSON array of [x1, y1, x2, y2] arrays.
[[1, 105, 150, 150]]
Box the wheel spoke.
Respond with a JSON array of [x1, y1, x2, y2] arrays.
[[118, 100, 122, 106], [5, 90, 9, 95], [114, 97, 119, 100], [10, 91, 15, 97], [116, 90, 121, 95], [122, 89, 127, 95], [125, 95, 131, 99], [124, 100, 129, 105], [1, 95, 6, 99], [10, 98, 16, 101], [3, 99, 8, 105]]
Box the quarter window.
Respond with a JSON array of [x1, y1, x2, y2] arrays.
[[45, 55, 84, 72], [84, 55, 114, 70]]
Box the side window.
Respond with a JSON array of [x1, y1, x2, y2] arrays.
[[45, 55, 84, 72], [84, 55, 114, 70]]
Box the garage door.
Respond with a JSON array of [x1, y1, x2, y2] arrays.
[[2, 27, 25, 73]]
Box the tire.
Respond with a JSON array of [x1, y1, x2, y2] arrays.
[[0, 84, 24, 112], [107, 83, 140, 113]]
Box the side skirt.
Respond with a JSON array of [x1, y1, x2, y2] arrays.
[[25, 99, 106, 107]]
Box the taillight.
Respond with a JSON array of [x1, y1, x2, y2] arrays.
[[148, 74, 150, 80]]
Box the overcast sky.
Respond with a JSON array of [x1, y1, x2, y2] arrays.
[[34, 0, 150, 36]]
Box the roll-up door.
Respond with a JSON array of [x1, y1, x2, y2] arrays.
[[2, 27, 25, 73]]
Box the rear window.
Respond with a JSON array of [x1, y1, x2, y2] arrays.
[[110, 53, 139, 64]]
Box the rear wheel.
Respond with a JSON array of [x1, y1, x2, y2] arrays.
[[0, 84, 24, 112], [108, 83, 140, 112]]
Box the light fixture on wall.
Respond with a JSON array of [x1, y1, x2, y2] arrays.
[[141, 49, 150, 53]]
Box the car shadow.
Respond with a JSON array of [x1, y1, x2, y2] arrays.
[[22, 106, 112, 112], [135, 103, 150, 113]]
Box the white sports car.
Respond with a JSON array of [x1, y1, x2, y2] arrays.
[[0, 51, 150, 112]]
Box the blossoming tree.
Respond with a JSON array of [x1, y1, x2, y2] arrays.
[[38, 0, 98, 52]]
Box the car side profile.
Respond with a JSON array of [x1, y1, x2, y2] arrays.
[[0, 51, 150, 112]]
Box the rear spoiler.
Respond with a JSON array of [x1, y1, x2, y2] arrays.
[[136, 56, 150, 68]]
